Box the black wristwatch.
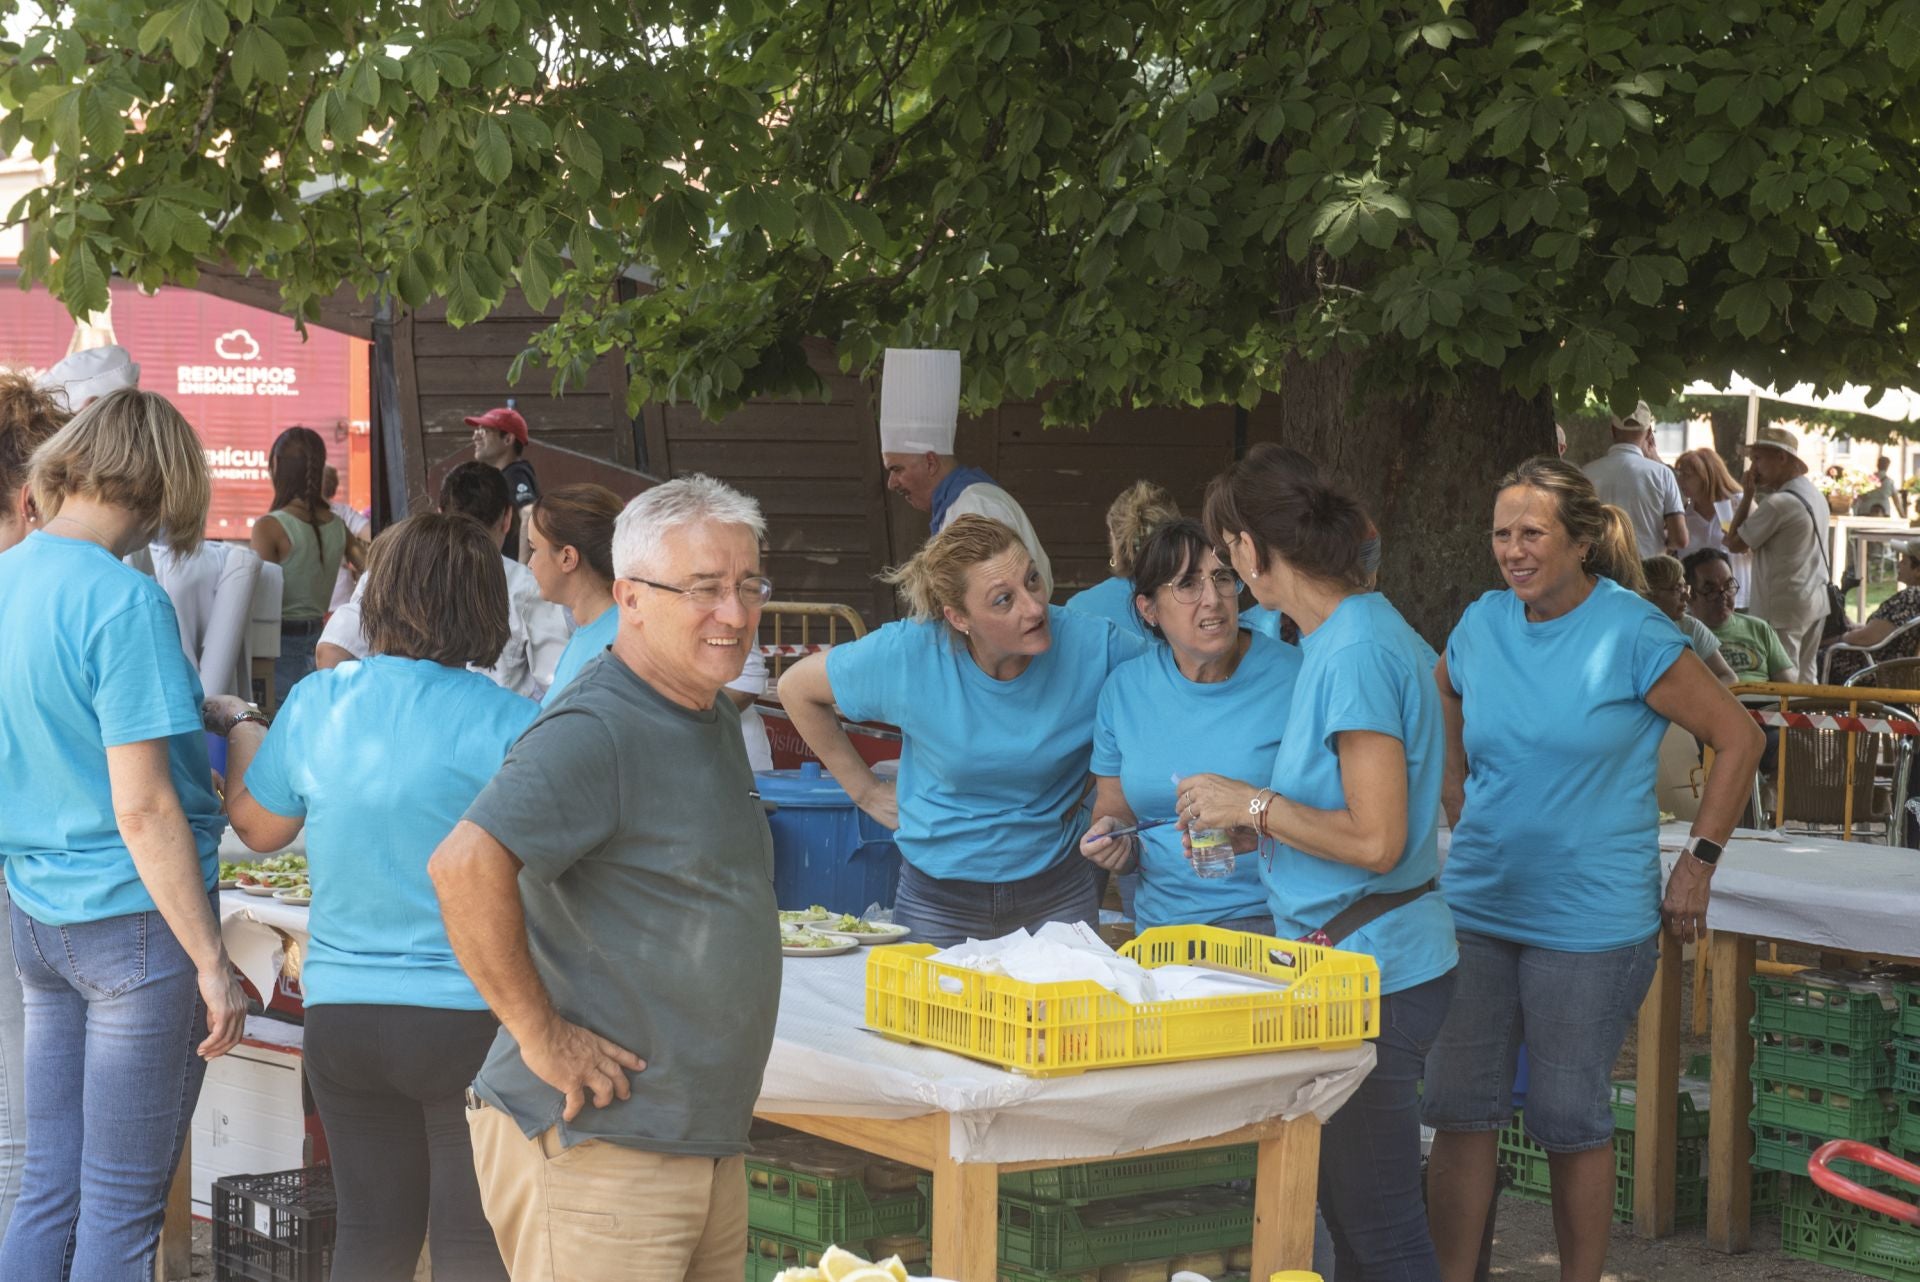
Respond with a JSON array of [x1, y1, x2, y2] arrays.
[[1683, 835, 1724, 867]]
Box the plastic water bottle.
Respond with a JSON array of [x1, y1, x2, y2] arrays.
[[1173, 772, 1234, 878]]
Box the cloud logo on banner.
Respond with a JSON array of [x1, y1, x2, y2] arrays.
[[215, 329, 260, 361]]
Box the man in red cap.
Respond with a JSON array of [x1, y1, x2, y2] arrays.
[[468, 405, 539, 561]]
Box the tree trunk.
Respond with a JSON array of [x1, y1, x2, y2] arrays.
[[1247, 350, 1553, 647]]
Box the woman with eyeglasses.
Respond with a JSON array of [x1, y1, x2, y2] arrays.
[[1173, 445, 1456, 1282], [781, 515, 1147, 948], [1077, 519, 1300, 933], [1641, 555, 1738, 684], [526, 484, 624, 706], [1825, 538, 1920, 684]]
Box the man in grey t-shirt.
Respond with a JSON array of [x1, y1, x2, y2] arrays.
[[430, 475, 779, 1282]]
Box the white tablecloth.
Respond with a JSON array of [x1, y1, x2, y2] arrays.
[[1655, 823, 1920, 957], [218, 888, 310, 998], [759, 950, 1375, 1164]]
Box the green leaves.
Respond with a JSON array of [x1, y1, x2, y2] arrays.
[[136, 0, 230, 70], [473, 116, 512, 184]]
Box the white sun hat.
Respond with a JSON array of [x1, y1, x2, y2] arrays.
[[878, 348, 961, 455]]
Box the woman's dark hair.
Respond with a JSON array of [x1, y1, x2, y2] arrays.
[[362, 512, 510, 665], [1495, 456, 1645, 593], [531, 483, 622, 582], [438, 460, 511, 529], [267, 426, 329, 538], [1130, 518, 1219, 641], [0, 372, 69, 502], [1201, 443, 1372, 589]]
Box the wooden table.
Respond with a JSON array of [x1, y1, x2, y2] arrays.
[[756, 1109, 1325, 1282], [1628, 828, 1920, 1250]]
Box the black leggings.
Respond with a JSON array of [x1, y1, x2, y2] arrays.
[[303, 1004, 506, 1282]]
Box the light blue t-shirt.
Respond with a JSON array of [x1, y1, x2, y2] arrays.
[[1242, 606, 1284, 640], [1265, 593, 1456, 994], [543, 603, 618, 707], [828, 606, 1147, 882], [245, 656, 540, 1007], [1092, 631, 1302, 931], [1063, 576, 1155, 646], [1442, 578, 1687, 952], [0, 532, 222, 925]]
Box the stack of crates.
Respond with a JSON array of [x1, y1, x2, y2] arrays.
[[744, 1128, 930, 1282], [995, 1147, 1259, 1282], [1758, 970, 1920, 1279]]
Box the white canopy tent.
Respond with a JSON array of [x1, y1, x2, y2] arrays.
[[1682, 374, 1920, 441]]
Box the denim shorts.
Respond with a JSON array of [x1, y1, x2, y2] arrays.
[[1421, 929, 1658, 1153]]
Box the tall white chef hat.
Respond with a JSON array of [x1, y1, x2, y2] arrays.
[[878, 348, 961, 455], [37, 344, 141, 411]]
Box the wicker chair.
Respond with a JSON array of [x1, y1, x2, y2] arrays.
[[1822, 616, 1920, 683], [1767, 697, 1913, 843]]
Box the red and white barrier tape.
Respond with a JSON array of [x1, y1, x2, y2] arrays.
[[756, 643, 832, 657], [1748, 708, 1920, 736]]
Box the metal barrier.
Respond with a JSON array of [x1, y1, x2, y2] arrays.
[[758, 601, 868, 678]]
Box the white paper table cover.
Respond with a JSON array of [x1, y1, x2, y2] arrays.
[[1654, 822, 1920, 957], [759, 949, 1376, 1165], [218, 888, 310, 998]]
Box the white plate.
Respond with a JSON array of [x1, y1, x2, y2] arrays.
[[778, 908, 831, 925], [217, 879, 239, 891], [781, 934, 859, 957], [238, 883, 279, 897], [834, 925, 912, 945], [272, 890, 311, 906]]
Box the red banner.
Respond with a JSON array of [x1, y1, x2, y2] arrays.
[[0, 282, 368, 540]]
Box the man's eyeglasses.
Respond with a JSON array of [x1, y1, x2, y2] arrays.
[[1163, 569, 1242, 605], [1694, 580, 1739, 598], [626, 575, 774, 610]]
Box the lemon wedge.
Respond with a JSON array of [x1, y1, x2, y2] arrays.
[[772, 1270, 826, 1282], [877, 1255, 909, 1282], [836, 1268, 898, 1282], [818, 1245, 870, 1282]]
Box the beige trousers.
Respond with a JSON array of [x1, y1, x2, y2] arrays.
[[467, 1102, 747, 1282]]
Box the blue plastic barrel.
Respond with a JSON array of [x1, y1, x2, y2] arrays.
[[757, 762, 902, 915]]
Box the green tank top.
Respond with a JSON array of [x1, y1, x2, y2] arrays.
[[268, 509, 348, 621]]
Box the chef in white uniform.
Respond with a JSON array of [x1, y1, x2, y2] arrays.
[[878, 347, 1053, 593]]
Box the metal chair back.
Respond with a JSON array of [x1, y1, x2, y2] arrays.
[[759, 601, 867, 680]]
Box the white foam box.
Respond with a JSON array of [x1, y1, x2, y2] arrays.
[[189, 1017, 309, 1215]]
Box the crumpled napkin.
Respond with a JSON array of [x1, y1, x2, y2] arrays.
[[930, 921, 1284, 1003]]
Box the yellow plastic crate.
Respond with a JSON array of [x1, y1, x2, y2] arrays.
[[863, 925, 1379, 1076]]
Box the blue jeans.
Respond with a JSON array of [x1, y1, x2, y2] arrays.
[[1318, 970, 1457, 1282], [891, 856, 1099, 949], [0, 875, 26, 1243], [274, 617, 324, 711], [1, 897, 211, 1282]]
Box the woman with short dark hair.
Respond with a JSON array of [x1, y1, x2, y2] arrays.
[[213, 512, 537, 1282]]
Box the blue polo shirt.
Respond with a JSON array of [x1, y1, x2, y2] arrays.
[[827, 607, 1147, 882], [1442, 579, 1687, 951], [1063, 576, 1156, 646], [244, 656, 540, 1007], [0, 532, 222, 924], [1092, 632, 1302, 930], [543, 603, 618, 706], [1265, 593, 1456, 994]]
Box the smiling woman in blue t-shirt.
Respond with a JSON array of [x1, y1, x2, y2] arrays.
[[1423, 457, 1762, 1282], [217, 513, 539, 1282], [781, 515, 1146, 947], [1080, 519, 1301, 933], [0, 388, 248, 1282], [1176, 444, 1455, 1282]]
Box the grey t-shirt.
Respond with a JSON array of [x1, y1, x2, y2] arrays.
[[464, 650, 781, 1156]]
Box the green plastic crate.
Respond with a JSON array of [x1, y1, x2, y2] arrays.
[[1898, 981, 1920, 1040], [1780, 1175, 1920, 1282], [1900, 1098, 1920, 1155], [996, 1189, 1254, 1273], [1753, 974, 1895, 1048], [745, 1153, 927, 1243], [1753, 1076, 1899, 1142], [1896, 1039, 1920, 1096], [997, 1147, 1255, 1203], [1753, 1020, 1894, 1091], [1499, 1090, 1728, 1226], [1751, 1123, 1902, 1190], [746, 1232, 879, 1282]]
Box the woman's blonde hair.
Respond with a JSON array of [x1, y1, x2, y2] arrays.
[[1495, 456, 1646, 594], [30, 387, 209, 554], [881, 514, 1023, 623], [1675, 447, 1742, 503], [1105, 480, 1180, 576], [0, 372, 69, 505], [1641, 554, 1685, 594]]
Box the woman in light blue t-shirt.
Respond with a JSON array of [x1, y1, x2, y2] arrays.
[[218, 513, 537, 1282], [1423, 457, 1763, 1281], [527, 484, 624, 706], [782, 515, 1146, 947], [1080, 519, 1300, 934], [1062, 480, 1180, 647], [1177, 444, 1454, 1282], [0, 389, 248, 1282]]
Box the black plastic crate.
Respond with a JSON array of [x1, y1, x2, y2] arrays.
[[213, 1166, 336, 1282]]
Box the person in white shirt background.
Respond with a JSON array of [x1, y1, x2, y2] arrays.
[[1673, 447, 1750, 608], [324, 464, 371, 611], [318, 463, 570, 700], [1727, 425, 1833, 683], [1580, 400, 1688, 559]]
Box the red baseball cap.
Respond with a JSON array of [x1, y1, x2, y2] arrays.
[[464, 406, 529, 444]]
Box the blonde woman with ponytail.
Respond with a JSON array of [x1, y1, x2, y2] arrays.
[[1064, 480, 1180, 643], [779, 515, 1146, 947], [1424, 456, 1763, 1282]]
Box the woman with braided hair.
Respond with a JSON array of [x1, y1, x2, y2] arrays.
[[252, 426, 359, 706]]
